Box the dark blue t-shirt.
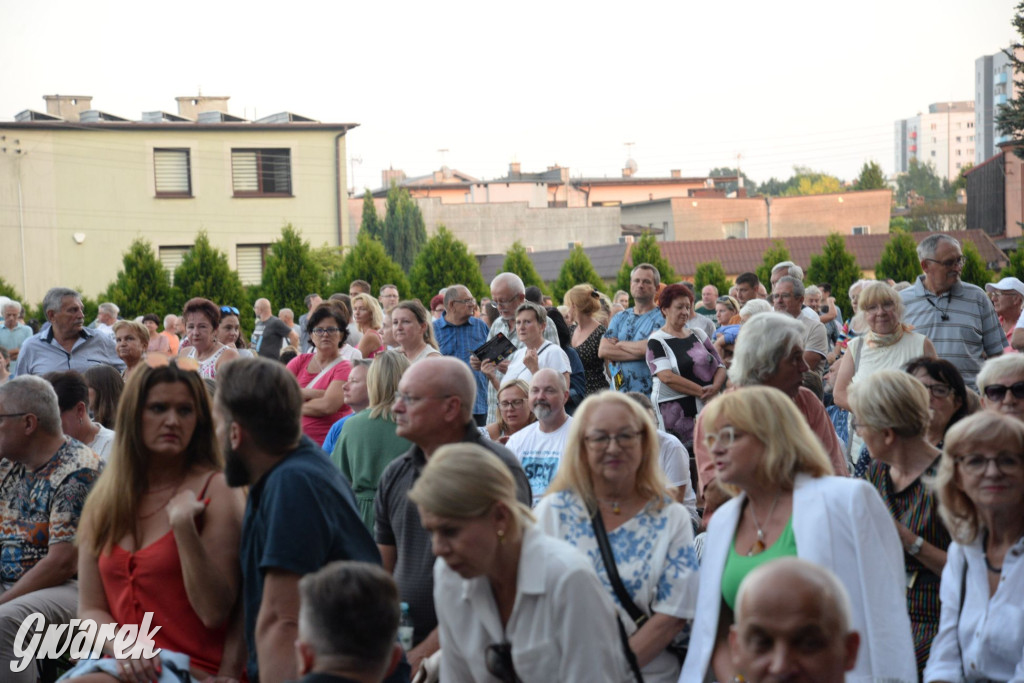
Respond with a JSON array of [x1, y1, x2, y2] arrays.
[[241, 436, 380, 682]]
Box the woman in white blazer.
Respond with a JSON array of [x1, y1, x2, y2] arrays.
[[679, 386, 917, 683]]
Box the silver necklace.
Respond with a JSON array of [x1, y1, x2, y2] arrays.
[[747, 492, 781, 556]]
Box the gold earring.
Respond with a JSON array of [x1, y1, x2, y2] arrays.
[[497, 529, 506, 545]]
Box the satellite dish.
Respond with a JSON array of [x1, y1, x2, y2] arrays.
[[625, 158, 638, 173]]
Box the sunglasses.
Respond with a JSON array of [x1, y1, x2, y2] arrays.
[[220, 305, 240, 315], [485, 642, 521, 683], [145, 352, 200, 373], [983, 381, 1024, 403]]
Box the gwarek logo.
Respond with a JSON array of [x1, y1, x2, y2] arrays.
[[10, 613, 161, 672]]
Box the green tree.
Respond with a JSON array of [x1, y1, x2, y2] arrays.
[[708, 167, 756, 195], [360, 190, 383, 241], [172, 231, 251, 330], [0, 276, 22, 302], [950, 163, 974, 195], [408, 226, 487, 304], [756, 240, 791, 288], [960, 240, 996, 288], [259, 225, 325, 313], [329, 231, 410, 298], [853, 161, 888, 191], [553, 246, 607, 304], [502, 241, 546, 294], [874, 231, 921, 284], [889, 216, 910, 233], [897, 158, 945, 204], [694, 261, 731, 295], [310, 243, 346, 290], [784, 166, 843, 196], [996, 2, 1024, 146], [757, 177, 791, 196], [381, 184, 427, 271], [907, 200, 967, 232], [102, 238, 175, 318], [806, 233, 862, 315], [615, 234, 677, 293], [1000, 240, 1024, 280]]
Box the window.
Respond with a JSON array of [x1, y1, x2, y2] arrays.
[[237, 244, 271, 285], [231, 149, 292, 197], [154, 149, 191, 197], [722, 221, 747, 239], [159, 245, 191, 285], [968, 122, 974, 128], [852, 226, 870, 235]]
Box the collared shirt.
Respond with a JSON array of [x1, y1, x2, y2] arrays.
[[0, 323, 33, 374], [434, 312, 490, 415], [924, 534, 1024, 683], [900, 275, 1005, 390], [13, 326, 125, 377], [484, 315, 559, 423], [604, 307, 665, 395]]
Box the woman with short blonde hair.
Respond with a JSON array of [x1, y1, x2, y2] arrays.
[[565, 284, 610, 396], [351, 293, 385, 359], [112, 319, 150, 378], [485, 379, 537, 445]]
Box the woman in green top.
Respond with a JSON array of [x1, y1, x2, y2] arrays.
[[332, 349, 413, 529]]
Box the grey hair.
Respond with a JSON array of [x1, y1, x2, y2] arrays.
[[631, 263, 661, 288], [443, 285, 469, 307], [728, 312, 805, 386], [42, 287, 81, 315], [916, 233, 961, 261], [2, 300, 21, 315], [0, 375, 62, 435], [739, 299, 772, 319], [491, 272, 525, 296], [804, 285, 821, 299], [848, 279, 871, 300], [98, 302, 119, 317], [516, 301, 547, 327], [977, 354, 1024, 397], [772, 260, 805, 281], [776, 275, 805, 297], [163, 314, 177, 327]]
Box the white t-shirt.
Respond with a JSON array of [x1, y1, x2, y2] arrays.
[[504, 342, 570, 385], [89, 423, 115, 460], [506, 417, 572, 504], [657, 429, 697, 524]]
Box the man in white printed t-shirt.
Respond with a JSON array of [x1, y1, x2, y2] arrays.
[[505, 369, 572, 505]]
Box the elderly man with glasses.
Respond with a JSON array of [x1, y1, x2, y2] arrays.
[[900, 234, 1005, 391], [434, 285, 491, 426]]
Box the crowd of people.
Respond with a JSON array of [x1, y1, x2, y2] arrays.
[[0, 231, 1022, 682]]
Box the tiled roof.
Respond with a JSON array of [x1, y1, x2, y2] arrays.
[[478, 243, 629, 283], [658, 230, 1008, 277]]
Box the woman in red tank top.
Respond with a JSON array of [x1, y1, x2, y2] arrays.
[[68, 357, 245, 682]]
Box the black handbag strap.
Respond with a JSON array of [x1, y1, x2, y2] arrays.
[[591, 507, 648, 627]]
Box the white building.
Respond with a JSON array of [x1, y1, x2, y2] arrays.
[[894, 101, 975, 181], [975, 48, 1022, 165]]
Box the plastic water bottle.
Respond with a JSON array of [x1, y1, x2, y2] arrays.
[[398, 602, 414, 651]]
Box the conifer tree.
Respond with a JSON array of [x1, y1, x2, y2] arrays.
[[554, 246, 607, 304], [409, 226, 487, 304]]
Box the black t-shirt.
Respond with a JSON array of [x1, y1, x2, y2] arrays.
[[252, 316, 292, 359]]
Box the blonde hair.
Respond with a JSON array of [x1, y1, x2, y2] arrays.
[[546, 392, 670, 511], [352, 293, 384, 331], [112, 319, 150, 346], [496, 379, 536, 436], [408, 443, 534, 538], [394, 300, 439, 350], [935, 412, 1024, 543], [367, 350, 409, 421], [854, 281, 909, 334], [565, 285, 602, 317], [848, 370, 930, 439], [700, 386, 833, 496]]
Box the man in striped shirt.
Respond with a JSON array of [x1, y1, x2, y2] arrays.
[[899, 233, 1005, 391]]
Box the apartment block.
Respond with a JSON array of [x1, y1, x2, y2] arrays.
[[894, 101, 976, 181], [975, 48, 1023, 165]]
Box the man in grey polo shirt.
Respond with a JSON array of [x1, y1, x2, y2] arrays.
[[374, 357, 530, 673], [900, 233, 1004, 390]]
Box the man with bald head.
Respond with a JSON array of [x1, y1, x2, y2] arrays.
[[729, 558, 860, 683], [506, 368, 572, 504], [252, 298, 298, 360], [373, 357, 530, 671]]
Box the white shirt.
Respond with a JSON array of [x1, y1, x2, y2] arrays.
[[506, 418, 572, 505], [657, 429, 697, 524], [434, 525, 632, 683], [504, 342, 570, 385], [924, 534, 1024, 682], [88, 423, 115, 460]]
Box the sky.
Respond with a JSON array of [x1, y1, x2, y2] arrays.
[[1, 0, 1019, 192]]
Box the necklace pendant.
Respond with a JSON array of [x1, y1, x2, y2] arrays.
[[747, 538, 766, 557], [612, 501, 621, 514]]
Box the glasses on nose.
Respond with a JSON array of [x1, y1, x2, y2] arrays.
[[312, 327, 341, 336], [584, 430, 641, 450], [493, 297, 518, 307], [0, 412, 28, 422], [393, 391, 453, 407], [485, 642, 520, 683], [921, 382, 953, 399], [499, 398, 526, 410], [956, 453, 1023, 476], [704, 425, 743, 450], [453, 298, 476, 306], [983, 381, 1024, 402], [925, 256, 965, 268], [863, 301, 896, 314]]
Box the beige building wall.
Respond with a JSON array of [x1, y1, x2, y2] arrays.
[[0, 125, 350, 302]]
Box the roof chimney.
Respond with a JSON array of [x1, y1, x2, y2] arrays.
[[43, 95, 92, 122], [381, 168, 406, 188], [509, 162, 521, 177], [176, 95, 231, 119], [670, 169, 681, 179]]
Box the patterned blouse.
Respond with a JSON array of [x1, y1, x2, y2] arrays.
[[570, 323, 609, 396]]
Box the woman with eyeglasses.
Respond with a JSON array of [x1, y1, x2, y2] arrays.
[[113, 319, 151, 379], [392, 300, 441, 364], [215, 305, 254, 358], [849, 370, 951, 677], [485, 379, 537, 445], [177, 297, 239, 380], [924, 412, 1024, 683], [977, 354, 1024, 423], [535, 391, 699, 683], [682, 386, 916, 683], [351, 293, 386, 359], [832, 281, 935, 468], [288, 301, 354, 446], [905, 356, 972, 449], [409, 442, 634, 683], [66, 357, 246, 682]]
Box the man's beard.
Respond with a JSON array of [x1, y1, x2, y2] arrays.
[[224, 442, 251, 488], [532, 402, 552, 421]]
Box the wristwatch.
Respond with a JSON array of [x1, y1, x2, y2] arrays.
[[906, 536, 925, 556]]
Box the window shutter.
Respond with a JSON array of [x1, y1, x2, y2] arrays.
[[154, 149, 191, 195], [232, 150, 260, 194]]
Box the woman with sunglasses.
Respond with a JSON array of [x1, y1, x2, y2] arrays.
[[409, 443, 633, 682], [215, 305, 254, 358], [535, 391, 699, 683], [288, 301, 353, 446], [485, 379, 537, 445], [178, 297, 238, 380], [66, 358, 246, 682], [977, 354, 1024, 423], [682, 386, 916, 683], [905, 356, 972, 449], [924, 412, 1024, 682]]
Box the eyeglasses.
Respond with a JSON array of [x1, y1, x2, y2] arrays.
[[863, 302, 896, 314], [584, 430, 641, 451], [920, 382, 953, 399], [452, 298, 476, 306], [393, 391, 453, 407], [485, 642, 521, 683], [704, 425, 744, 450], [0, 412, 28, 422], [145, 353, 200, 373], [983, 381, 1024, 403], [312, 327, 341, 336], [924, 255, 965, 268], [493, 297, 520, 307], [220, 306, 240, 315], [956, 453, 1023, 476], [499, 398, 526, 410]]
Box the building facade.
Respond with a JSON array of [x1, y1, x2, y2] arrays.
[[894, 101, 976, 181], [975, 48, 1022, 165]]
